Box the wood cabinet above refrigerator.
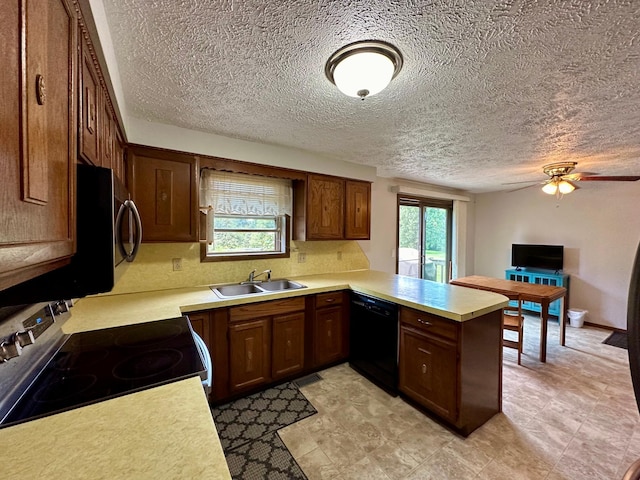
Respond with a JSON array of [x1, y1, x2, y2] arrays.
[[128, 145, 199, 242]]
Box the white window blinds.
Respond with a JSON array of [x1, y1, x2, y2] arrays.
[[200, 170, 292, 216]]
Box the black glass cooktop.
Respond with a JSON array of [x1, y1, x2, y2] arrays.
[[2, 316, 205, 427]]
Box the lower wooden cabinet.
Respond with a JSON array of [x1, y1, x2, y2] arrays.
[[399, 325, 457, 422], [398, 306, 502, 436], [229, 318, 271, 392], [192, 292, 353, 403], [312, 291, 348, 367], [272, 312, 305, 379], [186, 311, 211, 351], [225, 297, 306, 395]]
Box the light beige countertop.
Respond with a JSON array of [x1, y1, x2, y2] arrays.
[[64, 269, 508, 333], [2, 270, 505, 479], [1, 377, 231, 480]]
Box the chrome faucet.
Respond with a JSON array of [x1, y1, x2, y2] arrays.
[[242, 269, 271, 284]]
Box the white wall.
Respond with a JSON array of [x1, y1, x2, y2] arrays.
[[127, 118, 376, 182], [359, 178, 397, 273], [474, 182, 640, 330]]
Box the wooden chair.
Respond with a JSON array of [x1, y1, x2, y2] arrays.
[[503, 293, 525, 365]]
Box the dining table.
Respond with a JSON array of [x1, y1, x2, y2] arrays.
[[450, 275, 568, 362]]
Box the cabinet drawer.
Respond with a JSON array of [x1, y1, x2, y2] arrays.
[[230, 297, 305, 323], [400, 307, 458, 342], [315, 291, 344, 308]]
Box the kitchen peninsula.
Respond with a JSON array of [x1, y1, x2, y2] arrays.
[[1, 270, 507, 479]]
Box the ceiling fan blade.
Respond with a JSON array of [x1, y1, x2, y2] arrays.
[[562, 172, 598, 181], [506, 184, 538, 193], [502, 180, 544, 186], [578, 176, 640, 182]]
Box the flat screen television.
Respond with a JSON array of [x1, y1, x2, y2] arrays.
[[511, 244, 564, 271]]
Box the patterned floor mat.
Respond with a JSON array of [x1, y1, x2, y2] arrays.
[[224, 431, 307, 480], [211, 381, 317, 480]]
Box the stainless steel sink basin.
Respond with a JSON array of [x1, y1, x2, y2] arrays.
[[258, 279, 306, 291], [211, 279, 306, 298], [212, 284, 264, 298]]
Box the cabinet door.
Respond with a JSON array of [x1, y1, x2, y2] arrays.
[[345, 180, 370, 239], [187, 312, 211, 352], [229, 318, 271, 393], [100, 93, 113, 169], [129, 146, 198, 241], [399, 326, 458, 422], [306, 174, 344, 239], [0, 0, 77, 290], [112, 129, 125, 184], [79, 33, 100, 166], [272, 312, 305, 379], [313, 305, 345, 366]]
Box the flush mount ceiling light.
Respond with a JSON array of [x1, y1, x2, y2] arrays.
[[325, 40, 403, 100]]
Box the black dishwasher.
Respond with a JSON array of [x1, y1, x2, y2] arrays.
[[349, 292, 399, 395]]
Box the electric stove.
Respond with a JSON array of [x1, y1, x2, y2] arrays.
[[0, 310, 206, 428]]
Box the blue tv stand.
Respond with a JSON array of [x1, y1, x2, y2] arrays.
[[505, 268, 570, 317]]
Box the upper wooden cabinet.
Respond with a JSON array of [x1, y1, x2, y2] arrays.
[[78, 33, 100, 166], [0, 0, 77, 291], [128, 145, 198, 242], [294, 174, 371, 241], [305, 174, 344, 239], [77, 19, 125, 184], [345, 180, 371, 239]]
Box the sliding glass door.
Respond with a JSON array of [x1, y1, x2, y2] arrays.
[[397, 196, 452, 283]]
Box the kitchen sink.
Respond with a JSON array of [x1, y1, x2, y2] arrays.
[[211, 279, 306, 298], [258, 279, 306, 291], [212, 284, 264, 297]]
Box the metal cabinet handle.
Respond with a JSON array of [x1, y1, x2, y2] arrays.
[[417, 318, 432, 326], [422, 363, 427, 374], [325, 298, 335, 303]]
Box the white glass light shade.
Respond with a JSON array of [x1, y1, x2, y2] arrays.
[[558, 180, 575, 194], [332, 51, 395, 98], [542, 182, 558, 195]]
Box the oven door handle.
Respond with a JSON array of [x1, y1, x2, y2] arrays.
[[192, 332, 212, 395]]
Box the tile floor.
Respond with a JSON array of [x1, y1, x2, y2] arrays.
[[279, 315, 639, 479]]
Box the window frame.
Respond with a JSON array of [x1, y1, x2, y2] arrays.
[[199, 168, 293, 262], [202, 214, 290, 262]]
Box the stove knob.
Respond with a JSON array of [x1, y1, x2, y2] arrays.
[[50, 300, 67, 316], [15, 330, 35, 347], [0, 339, 22, 361]]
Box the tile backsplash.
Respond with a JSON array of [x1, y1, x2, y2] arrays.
[[107, 241, 369, 295]]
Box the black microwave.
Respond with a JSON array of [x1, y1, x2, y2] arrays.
[[0, 165, 142, 306]]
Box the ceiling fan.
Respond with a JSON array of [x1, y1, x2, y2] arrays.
[[508, 161, 640, 197]]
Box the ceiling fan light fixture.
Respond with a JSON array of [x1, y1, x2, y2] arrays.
[[558, 180, 575, 194], [542, 181, 558, 195], [325, 40, 403, 100]]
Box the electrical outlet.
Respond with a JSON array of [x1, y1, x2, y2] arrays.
[[172, 258, 182, 271], [337, 251, 342, 261], [298, 252, 306, 263]]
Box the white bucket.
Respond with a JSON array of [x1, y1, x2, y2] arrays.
[[567, 308, 587, 328]]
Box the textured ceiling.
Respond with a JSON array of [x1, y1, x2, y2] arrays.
[[102, 0, 640, 193]]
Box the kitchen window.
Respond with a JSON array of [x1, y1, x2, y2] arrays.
[[200, 170, 292, 261]]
